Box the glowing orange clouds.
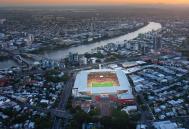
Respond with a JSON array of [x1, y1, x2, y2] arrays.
[[1, 0, 189, 5]]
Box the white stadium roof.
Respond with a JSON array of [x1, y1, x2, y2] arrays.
[[73, 69, 132, 95]]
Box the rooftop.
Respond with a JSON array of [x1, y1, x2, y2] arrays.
[[74, 69, 132, 95]]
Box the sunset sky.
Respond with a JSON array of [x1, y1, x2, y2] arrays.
[[0, 0, 189, 5]]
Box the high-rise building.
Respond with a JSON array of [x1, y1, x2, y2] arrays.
[[68, 52, 79, 65], [153, 34, 161, 50]]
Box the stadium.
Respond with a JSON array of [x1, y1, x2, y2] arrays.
[[73, 69, 134, 104], [87, 71, 120, 88]]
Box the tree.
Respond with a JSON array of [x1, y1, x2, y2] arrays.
[[45, 70, 69, 83], [111, 110, 129, 129], [89, 108, 100, 116], [34, 115, 52, 129], [100, 116, 112, 129], [67, 109, 92, 129]]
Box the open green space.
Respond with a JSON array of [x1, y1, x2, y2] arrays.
[[92, 82, 113, 87]]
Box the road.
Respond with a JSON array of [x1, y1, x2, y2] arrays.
[[51, 73, 76, 129]]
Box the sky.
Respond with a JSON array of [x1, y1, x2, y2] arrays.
[[0, 0, 189, 6]]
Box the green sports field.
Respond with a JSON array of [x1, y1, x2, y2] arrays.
[[92, 82, 113, 87]]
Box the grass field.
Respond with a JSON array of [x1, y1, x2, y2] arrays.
[[92, 82, 113, 87]]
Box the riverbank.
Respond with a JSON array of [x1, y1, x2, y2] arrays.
[[39, 22, 162, 59], [0, 59, 18, 69], [0, 22, 162, 68], [31, 23, 147, 54], [0, 55, 10, 61], [0, 52, 10, 61]]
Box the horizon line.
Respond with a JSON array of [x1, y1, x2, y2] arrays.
[[1, 3, 189, 7]]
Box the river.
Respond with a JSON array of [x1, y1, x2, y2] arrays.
[[42, 22, 161, 60], [0, 59, 18, 69], [0, 22, 161, 69]]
